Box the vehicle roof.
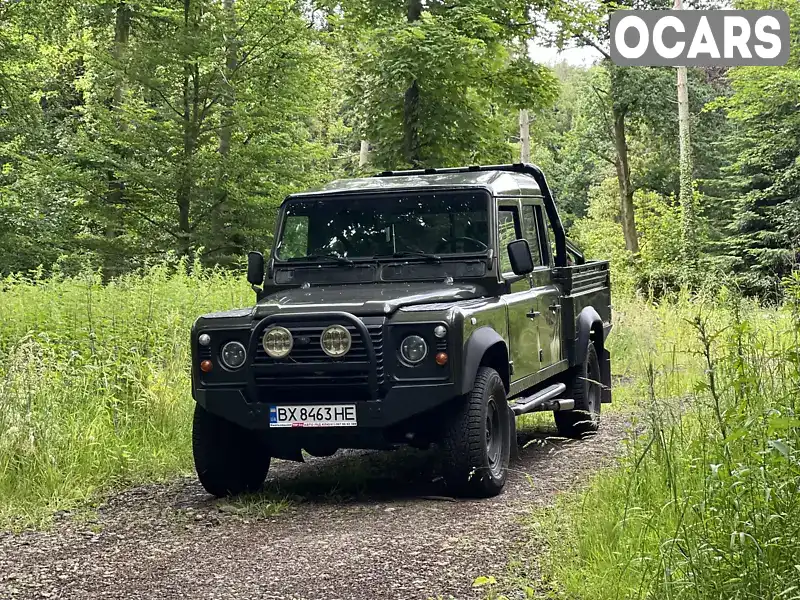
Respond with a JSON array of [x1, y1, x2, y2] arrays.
[[286, 169, 543, 200]]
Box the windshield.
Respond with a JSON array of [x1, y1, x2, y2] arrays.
[[275, 191, 489, 261]]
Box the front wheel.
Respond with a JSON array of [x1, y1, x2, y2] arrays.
[[441, 367, 510, 497], [192, 404, 271, 497]]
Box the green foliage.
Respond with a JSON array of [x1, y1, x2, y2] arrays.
[[530, 286, 800, 599], [527, 62, 598, 225], [1, 0, 347, 276], [570, 178, 700, 297], [0, 260, 252, 528], [344, 1, 559, 169], [709, 0, 800, 301], [1, 0, 797, 296]]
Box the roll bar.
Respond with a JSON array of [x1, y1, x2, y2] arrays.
[[375, 163, 568, 268]]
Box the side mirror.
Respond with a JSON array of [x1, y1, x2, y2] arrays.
[[247, 251, 265, 286], [507, 239, 534, 276]]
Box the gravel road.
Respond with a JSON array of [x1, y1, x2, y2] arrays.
[[0, 414, 629, 600]]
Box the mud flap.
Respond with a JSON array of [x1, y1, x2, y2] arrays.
[[508, 404, 520, 462], [601, 347, 612, 404]]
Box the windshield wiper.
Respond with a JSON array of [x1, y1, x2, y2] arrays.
[[293, 254, 355, 266], [375, 250, 442, 263]]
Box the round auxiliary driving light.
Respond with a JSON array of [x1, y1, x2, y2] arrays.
[[400, 335, 428, 365], [321, 324, 352, 358], [220, 341, 247, 370], [198, 333, 211, 346], [262, 326, 293, 359], [433, 325, 447, 339]]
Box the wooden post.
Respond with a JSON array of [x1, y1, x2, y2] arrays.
[[519, 109, 530, 163], [359, 140, 370, 167]]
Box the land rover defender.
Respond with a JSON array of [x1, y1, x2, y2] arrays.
[[191, 164, 612, 498]]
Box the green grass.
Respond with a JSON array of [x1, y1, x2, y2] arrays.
[[0, 259, 252, 529], [502, 279, 800, 600]]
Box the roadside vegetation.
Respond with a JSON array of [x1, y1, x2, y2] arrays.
[[498, 275, 800, 600], [0, 260, 251, 528]]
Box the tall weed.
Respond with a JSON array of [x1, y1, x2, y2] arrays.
[[0, 259, 251, 528], [539, 278, 800, 599]]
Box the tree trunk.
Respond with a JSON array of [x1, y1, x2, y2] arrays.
[[213, 0, 237, 254], [104, 2, 131, 275], [112, 3, 130, 112], [519, 109, 530, 163], [177, 0, 194, 258], [676, 64, 696, 269], [402, 0, 423, 166], [612, 105, 639, 254], [674, 0, 696, 274], [219, 0, 236, 160]]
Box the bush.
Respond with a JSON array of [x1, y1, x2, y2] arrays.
[[570, 179, 717, 299], [537, 278, 800, 600]]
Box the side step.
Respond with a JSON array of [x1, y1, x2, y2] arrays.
[[510, 383, 574, 416]]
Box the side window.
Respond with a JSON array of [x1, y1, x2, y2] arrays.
[[533, 205, 552, 266], [498, 206, 521, 274], [522, 205, 543, 267], [277, 215, 309, 258]]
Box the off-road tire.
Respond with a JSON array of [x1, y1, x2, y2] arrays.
[[442, 367, 510, 497], [192, 403, 271, 497], [555, 341, 601, 438]]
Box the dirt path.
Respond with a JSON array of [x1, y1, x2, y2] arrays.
[[0, 415, 629, 600]]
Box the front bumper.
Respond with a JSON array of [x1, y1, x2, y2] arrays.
[[194, 382, 458, 431]]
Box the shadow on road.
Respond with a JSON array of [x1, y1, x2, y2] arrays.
[[241, 420, 582, 505]]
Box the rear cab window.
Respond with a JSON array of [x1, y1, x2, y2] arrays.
[[497, 205, 522, 276]]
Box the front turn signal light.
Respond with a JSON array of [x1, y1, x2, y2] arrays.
[[200, 360, 213, 373], [435, 352, 448, 366]]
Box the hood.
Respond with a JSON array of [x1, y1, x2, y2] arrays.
[[254, 282, 486, 317]]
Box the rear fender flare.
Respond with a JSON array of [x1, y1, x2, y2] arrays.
[[576, 307, 603, 365], [575, 307, 612, 403]]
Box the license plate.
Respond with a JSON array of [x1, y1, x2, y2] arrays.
[[269, 404, 357, 428]]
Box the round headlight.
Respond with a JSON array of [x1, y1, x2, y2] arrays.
[[400, 335, 428, 365], [263, 326, 293, 359], [220, 341, 247, 370], [321, 324, 351, 357]]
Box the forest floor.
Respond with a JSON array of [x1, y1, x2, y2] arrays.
[[0, 414, 630, 600]]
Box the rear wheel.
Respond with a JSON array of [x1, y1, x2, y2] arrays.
[[555, 341, 601, 438], [192, 404, 271, 497], [442, 367, 510, 497]]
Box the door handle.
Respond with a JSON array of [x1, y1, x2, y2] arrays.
[[549, 303, 561, 312], [526, 310, 541, 319]]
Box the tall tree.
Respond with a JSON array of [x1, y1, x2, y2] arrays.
[[333, 0, 559, 169], [715, 0, 800, 299], [70, 0, 342, 269], [673, 0, 697, 275], [403, 0, 422, 165], [544, 0, 674, 253], [609, 65, 639, 253], [562, 64, 675, 253]]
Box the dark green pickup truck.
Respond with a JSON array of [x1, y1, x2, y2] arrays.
[[191, 164, 612, 498]]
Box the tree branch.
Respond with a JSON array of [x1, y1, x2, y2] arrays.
[[586, 143, 616, 166], [578, 34, 611, 60]]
